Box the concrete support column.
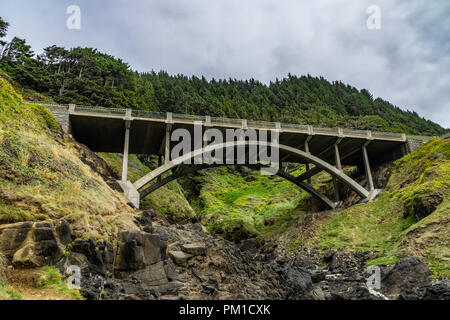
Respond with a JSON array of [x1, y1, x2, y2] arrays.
[[164, 125, 171, 164], [334, 143, 342, 171], [121, 120, 131, 181], [304, 136, 312, 184], [194, 121, 203, 164], [333, 142, 342, 202], [362, 144, 374, 191]]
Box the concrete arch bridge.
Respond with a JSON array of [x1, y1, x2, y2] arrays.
[[38, 103, 431, 209]]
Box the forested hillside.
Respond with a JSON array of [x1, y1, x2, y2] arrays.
[[0, 17, 446, 135]]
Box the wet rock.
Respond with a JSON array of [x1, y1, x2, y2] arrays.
[[280, 258, 313, 299], [423, 280, 450, 300], [380, 257, 432, 300], [169, 250, 193, 266], [181, 242, 207, 256]]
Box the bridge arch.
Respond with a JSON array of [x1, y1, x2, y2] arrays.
[[133, 141, 374, 209]]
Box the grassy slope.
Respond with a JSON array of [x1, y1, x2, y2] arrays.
[[184, 166, 311, 241], [97, 153, 196, 222], [0, 72, 136, 242], [294, 138, 449, 277]]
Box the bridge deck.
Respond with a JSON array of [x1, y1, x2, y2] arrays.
[[41, 103, 410, 167]]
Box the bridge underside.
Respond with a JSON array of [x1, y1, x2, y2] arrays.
[[69, 113, 407, 168], [45, 105, 413, 209]]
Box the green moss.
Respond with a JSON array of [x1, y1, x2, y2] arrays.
[[29, 103, 60, 131], [0, 202, 35, 224], [189, 166, 308, 241], [98, 152, 196, 222], [0, 283, 23, 300], [316, 138, 450, 278]]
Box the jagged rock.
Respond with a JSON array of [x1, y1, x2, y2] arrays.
[[236, 166, 251, 177], [123, 261, 168, 286], [0, 222, 34, 257], [164, 260, 179, 281], [168, 250, 193, 266], [310, 287, 325, 300], [181, 242, 207, 256], [405, 193, 444, 221], [380, 257, 433, 300], [71, 238, 115, 275], [239, 239, 258, 255], [280, 259, 313, 299], [0, 221, 66, 267], [115, 231, 163, 271]]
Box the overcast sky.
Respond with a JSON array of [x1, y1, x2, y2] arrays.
[[1, 0, 449, 128]]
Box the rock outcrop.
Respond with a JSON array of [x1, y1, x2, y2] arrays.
[[0, 221, 70, 267]]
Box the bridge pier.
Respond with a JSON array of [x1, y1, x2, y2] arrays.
[[304, 133, 313, 184], [117, 109, 140, 209], [362, 143, 374, 192]]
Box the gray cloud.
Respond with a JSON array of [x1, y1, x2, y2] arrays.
[[0, 0, 449, 128]]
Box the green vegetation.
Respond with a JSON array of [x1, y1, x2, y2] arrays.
[[308, 138, 450, 277], [97, 153, 196, 222], [0, 283, 23, 300], [0, 17, 447, 135], [184, 167, 309, 241], [36, 266, 83, 300], [0, 70, 136, 241]]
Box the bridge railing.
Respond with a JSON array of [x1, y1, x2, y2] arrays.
[[132, 110, 166, 119], [73, 105, 126, 116], [373, 131, 405, 140], [27, 101, 422, 141], [172, 113, 206, 122], [342, 128, 368, 138], [210, 116, 243, 127], [247, 120, 278, 129], [314, 127, 339, 136], [281, 123, 310, 132]]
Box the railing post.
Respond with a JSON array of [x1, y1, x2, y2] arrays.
[[125, 109, 132, 120], [68, 104, 75, 114], [205, 116, 212, 127], [166, 112, 173, 124], [242, 119, 248, 130], [275, 122, 282, 133]]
